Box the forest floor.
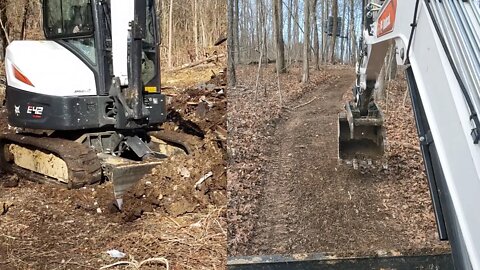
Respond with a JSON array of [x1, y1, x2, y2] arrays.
[[227, 64, 450, 258], [0, 65, 227, 269]]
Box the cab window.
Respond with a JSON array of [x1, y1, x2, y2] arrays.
[[44, 0, 94, 38]]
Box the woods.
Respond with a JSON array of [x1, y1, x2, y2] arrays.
[[0, 0, 226, 69], [0, 0, 42, 60], [228, 0, 364, 85]]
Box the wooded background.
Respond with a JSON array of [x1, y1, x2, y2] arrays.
[[232, 0, 363, 66], [227, 0, 372, 86], [0, 0, 226, 70]]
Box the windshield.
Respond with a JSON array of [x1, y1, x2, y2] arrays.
[[44, 0, 96, 65], [65, 38, 96, 64], [44, 0, 94, 37]]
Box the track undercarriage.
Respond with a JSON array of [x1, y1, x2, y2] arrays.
[[0, 129, 191, 208]]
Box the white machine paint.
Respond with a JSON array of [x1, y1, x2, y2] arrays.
[[360, 0, 480, 268], [111, 0, 135, 86], [5, 40, 96, 97]]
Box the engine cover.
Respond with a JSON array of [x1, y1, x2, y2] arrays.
[[4, 40, 96, 97]]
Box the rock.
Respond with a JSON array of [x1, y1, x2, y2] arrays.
[[178, 167, 191, 178]]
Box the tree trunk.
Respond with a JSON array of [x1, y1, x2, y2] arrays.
[[274, 0, 286, 73], [167, 0, 174, 68], [321, 0, 329, 63], [193, 0, 199, 61], [312, 0, 319, 70], [234, 0, 240, 63], [287, 0, 293, 64], [20, 1, 30, 40], [0, 0, 8, 60], [340, 0, 346, 63], [228, 0, 237, 87], [349, 0, 356, 64], [292, 0, 299, 63], [329, 0, 338, 63], [262, 1, 267, 64], [302, 0, 310, 83]]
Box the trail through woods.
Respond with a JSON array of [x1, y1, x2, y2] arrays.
[[228, 65, 450, 257]]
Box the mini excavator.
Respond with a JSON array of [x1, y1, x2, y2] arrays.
[[0, 0, 187, 209], [339, 0, 480, 269]]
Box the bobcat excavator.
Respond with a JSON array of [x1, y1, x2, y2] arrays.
[[338, 0, 480, 269], [0, 0, 188, 209], [229, 0, 480, 269]]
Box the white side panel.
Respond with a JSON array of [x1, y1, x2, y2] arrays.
[[111, 0, 134, 86], [411, 3, 480, 268], [5, 40, 96, 97], [361, 0, 480, 268]]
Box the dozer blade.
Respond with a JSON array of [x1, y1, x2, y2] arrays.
[[0, 133, 102, 188], [338, 102, 385, 160], [98, 154, 162, 209], [103, 130, 198, 209]]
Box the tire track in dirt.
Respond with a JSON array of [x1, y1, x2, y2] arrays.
[[247, 68, 428, 256]]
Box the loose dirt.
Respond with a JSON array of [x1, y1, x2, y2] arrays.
[[0, 71, 226, 269], [228, 65, 450, 258]]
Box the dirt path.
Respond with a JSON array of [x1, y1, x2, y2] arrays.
[[247, 68, 448, 257]]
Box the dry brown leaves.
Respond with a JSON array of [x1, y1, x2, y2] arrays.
[[227, 64, 337, 255]]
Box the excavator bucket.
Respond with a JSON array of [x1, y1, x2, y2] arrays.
[[338, 102, 385, 160]]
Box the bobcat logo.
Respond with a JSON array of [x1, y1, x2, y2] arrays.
[[14, 105, 20, 116]]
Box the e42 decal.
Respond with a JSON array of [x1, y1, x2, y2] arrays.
[[26, 105, 44, 118]]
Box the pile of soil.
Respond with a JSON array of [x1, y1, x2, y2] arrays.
[[0, 71, 226, 269], [120, 71, 227, 221], [227, 65, 450, 258]]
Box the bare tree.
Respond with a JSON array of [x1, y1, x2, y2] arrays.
[[349, 0, 356, 64], [287, 0, 293, 64], [167, 0, 174, 68], [0, 1, 9, 59], [292, 0, 299, 62], [274, 0, 285, 73], [228, 0, 237, 88], [192, 0, 199, 61], [312, 0, 319, 70], [302, 0, 311, 83], [234, 0, 240, 62], [340, 0, 346, 62], [329, 0, 338, 63], [321, 0, 329, 63]]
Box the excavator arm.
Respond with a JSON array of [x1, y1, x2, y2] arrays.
[[347, 0, 480, 268]]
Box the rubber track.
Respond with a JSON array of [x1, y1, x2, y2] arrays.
[[0, 133, 102, 189]]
